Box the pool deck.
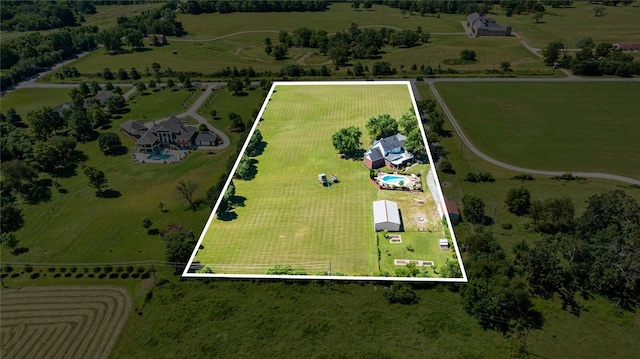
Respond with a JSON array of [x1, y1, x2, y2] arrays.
[[132, 149, 189, 164], [374, 172, 420, 190]]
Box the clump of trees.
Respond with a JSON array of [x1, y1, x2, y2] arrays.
[[332, 126, 363, 158], [543, 40, 640, 77]]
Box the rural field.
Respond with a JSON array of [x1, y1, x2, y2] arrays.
[[434, 81, 640, 180], [192, 82, 457, 276], [488, 2, 640, 49], [44, 2, 560, 81], [0, 286, 131, 359]]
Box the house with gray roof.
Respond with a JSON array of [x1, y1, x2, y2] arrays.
[[94, 90, 115, 104], [364, 133, 414, 170], [120, 115, 197, 153], [467, 12, 511, 37]]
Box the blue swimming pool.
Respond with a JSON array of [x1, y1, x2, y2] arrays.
[[148, 154, 170, 160], [380, 175, 411, 186]]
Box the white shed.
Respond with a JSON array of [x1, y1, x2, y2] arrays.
[[373, 200, 402, 232]]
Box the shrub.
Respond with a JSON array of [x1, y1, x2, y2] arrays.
[[48, 267, 56, 273], [116, 266, 124, 273], [126, 266, 134, 273], [384, 282, 419, 304], [93, 267, 101, 273], [104, 266, 113, 274], [4, 265, 13, 273], [511, 174, 534, 181], [60, 267, 67, 273], [501, 223, 513, 230], [70, 267, 78, 273], [25, 264, 34, 274], [464, 171, 495, 182], [406, 245, 415, 252], [136, 266, 146, 273]]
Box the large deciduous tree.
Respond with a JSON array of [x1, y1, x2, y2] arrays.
[[505, 186, 532, 216], [332, 126, 362, 157], [83, 166, 108, 195], [531, 197, 575, 234], [542, 41, 564, 65], [176, 180, 198, 208], [462, 195, 486, 224], [366, 113, 398, 141], [97, 132, 123, 155], [26, 107, 65, 141]]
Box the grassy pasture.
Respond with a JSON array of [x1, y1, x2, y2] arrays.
[[0, 88, 265, 264], [0, 88, 75, 117], [50, 2, 553, 81], [489, 3, 640, 49], [177, 3, 463, 40], [84, 3, 165, 30], [194, 83, 426, 275], [435, 81, 640, 179]]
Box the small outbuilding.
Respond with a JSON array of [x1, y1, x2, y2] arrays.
[[444, 199, 461, 224], [373, 200, 402, 232], [439, 239, 450, 251]]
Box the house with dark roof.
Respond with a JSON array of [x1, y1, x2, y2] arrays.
[[94, 90, 115, 104], [120, 115, 197, 153], [195, 132, 218, 146], [364, 133, 414, 170], [467, 12, 511, 37]]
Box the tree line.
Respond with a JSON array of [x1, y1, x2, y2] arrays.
[[182, 0, 327, 14], [543, 39, 640, 77]]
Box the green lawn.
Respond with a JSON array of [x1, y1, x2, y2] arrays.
[[194, 83, 423, 276], [1, 88, 265, 264], [0, 88, 74, 118], [435, 82, 640, 179], [44, 2, 555, 81], [488, 3, 640, 49], [177, 2, 463, 40]]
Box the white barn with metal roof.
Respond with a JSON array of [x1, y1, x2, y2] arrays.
[[373, 200, 402, 232]]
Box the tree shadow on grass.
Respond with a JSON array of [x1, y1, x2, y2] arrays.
[[98, 189, 122, 198], [106, 145, 128, 156], [217, 211, 238, 221], [341, 148, 366, 161], [230, 195, 246, 207]]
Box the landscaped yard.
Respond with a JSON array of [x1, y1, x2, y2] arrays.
[[192, 82, 459, 277], [0, 86, 265, 264], [435, 81, 640, 180]]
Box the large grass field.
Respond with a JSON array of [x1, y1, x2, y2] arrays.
[[489, 2, 640, 49], [0, 87, 265, 264], [46, 2, 554, 81], [1, 88, 76, 117], [434, 81, 640, 179], [193, 83, 454, 276]]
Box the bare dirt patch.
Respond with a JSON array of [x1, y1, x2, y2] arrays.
[[1, 286, 131, 359]]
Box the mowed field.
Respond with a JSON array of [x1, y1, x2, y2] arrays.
[[194, 83, 414, 275], [489, 3, 640, 49], [0, 286, 131, 359], [435, 82, 640, 179]]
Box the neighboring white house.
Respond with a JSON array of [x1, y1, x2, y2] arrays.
[[373, 200, 402, 232]]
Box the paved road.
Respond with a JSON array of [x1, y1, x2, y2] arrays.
[[425, 80, 640, 186]]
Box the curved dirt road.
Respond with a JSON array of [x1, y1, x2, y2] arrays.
[[423, 80, 640, 186]]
